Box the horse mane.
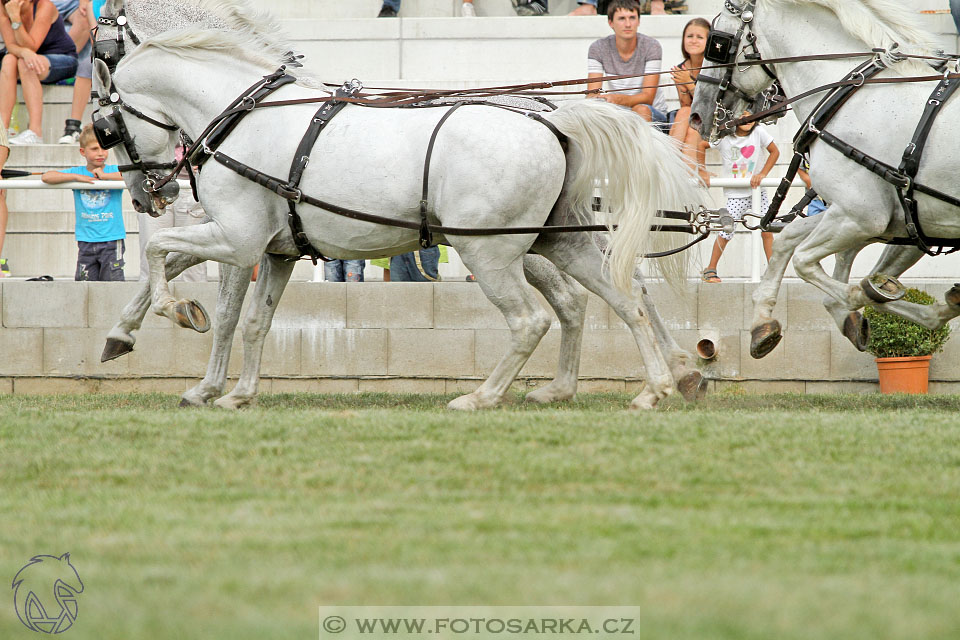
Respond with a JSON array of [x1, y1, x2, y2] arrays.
[[760, 0, 939, 73], [123, 0, 323, 87]]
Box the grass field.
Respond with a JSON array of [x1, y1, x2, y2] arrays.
[[2, 391, 960, 640]]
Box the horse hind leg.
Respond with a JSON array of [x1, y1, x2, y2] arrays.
[[532, 234, 676, 410], [449, 256, 552, 411], [214, 254, 296, 410], [521, 254, 587, 404]]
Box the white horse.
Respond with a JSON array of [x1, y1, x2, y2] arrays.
[[97, 23, 706, 410], [690, 0, 960, 342]]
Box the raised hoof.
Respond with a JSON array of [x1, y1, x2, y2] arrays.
[[676, 370, 707, 403], [842, 312, 870, 352], [946, 283, 960, 307], [861, 273, 905, 304], [173, 300, 211, 333], [101, 337, 134, 362], [750, 320, 782, 359]]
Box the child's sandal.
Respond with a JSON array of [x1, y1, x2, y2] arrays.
[[701, 268, 721, 283]]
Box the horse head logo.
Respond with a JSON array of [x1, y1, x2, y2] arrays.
[[12, 553, 84, 634]]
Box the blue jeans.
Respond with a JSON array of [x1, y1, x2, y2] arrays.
[[382, 0, 400, 9], [389, 247, 440, 282], [324, 259, 365, 282], [807, 198, 827, 216], [952, 0, 960, 33]]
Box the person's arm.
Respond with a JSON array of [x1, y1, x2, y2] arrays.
[[0, 5, 28, 55], [751, 140, 780, 188], [42, 170, 95, 184], [797, 167, 812, 189], [671, 65, 694, 106], [5, 0, 56, 52], [94, 169, 122, 180], [586, 72, 604, 96]]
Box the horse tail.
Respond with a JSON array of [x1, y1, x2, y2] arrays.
[[543, 99, 706, 294]]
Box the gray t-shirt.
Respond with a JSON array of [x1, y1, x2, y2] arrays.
[[587, 34, 669, 115]]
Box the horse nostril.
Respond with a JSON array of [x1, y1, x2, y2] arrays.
[[690, 112, 702, 132], [132, 199, 145, 213]]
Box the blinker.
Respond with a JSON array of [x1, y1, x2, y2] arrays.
[[92, 111, 123, 150], [705, 30, 737, 64]]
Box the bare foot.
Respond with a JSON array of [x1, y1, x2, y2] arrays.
[[568, 3, 597, 15]]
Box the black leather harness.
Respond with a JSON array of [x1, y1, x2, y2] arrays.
[[759, 56, 960, 255]]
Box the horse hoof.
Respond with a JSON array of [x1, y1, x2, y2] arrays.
[[946, 283, 960, 307], [179, 398, 199, 408], [677, 370, 707, 402], [842, 312, 870, 352], [750, 320, 782, 359], [101, 337, 134, 362], [861, 273, 905, 304], [173, 300, 211, 333]]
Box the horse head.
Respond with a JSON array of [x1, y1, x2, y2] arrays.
[[92, 58, 181, 217], [689, 0, 778, 142]]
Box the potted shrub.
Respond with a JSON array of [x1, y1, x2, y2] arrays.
[[863, 288, 951, 394]]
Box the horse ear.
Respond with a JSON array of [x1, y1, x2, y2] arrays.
[[93, 59, 112, 100], [104, 0, 123, 16]]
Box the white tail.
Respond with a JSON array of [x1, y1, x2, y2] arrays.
[[544, 99, 706, 294]]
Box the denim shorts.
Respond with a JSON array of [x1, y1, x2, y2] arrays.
[[43, 53, 79, 84]]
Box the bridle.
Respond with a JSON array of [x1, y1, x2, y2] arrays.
[[92, 9, 139, 73], [91, 81, 181, 211], [698, 0, 782, 139]]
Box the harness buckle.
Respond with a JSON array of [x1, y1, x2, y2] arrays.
[[278, 184, 303, 203]]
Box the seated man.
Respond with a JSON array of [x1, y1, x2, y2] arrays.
[[586, 0, 670, 126]]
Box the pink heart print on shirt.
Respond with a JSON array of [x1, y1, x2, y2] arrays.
[[740, 145, 756, 159]]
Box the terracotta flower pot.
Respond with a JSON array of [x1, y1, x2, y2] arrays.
[[875, 355, 932, 394]]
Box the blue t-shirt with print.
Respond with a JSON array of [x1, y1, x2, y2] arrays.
[[62, 165, 125, 242]]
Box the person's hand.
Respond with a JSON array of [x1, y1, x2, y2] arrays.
[[670, 66, 691, 85], [72, 173, 97, 184], [91, 168, 108, 180], [750, 172, 766, 188], [4, 0, 23, 22], [20, 50, 49, 76], [600, 92, 629, 106]]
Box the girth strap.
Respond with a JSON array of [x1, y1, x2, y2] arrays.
[[284, 82, 360, 264], [419, 102, 465, 248], [896, 73, 960, 255]]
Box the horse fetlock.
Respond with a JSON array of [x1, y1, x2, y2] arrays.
[[945, 283, 960, 307]]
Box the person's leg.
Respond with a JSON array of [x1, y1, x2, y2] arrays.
[[98, 239, 125, 281], [761, 232, 773, 262], [76, 242, 98, 281], [705, 236, 728, 273], [0, 190, 7, 269], [631, 104, 653, 122], [414, 246, 440, 281], [17, 59, 44, 137], [324, 260, 345, 282], [0, 54, 20, 130], [389, 253, 417, 281], [342, 259, 365, 282], [569, 0, 597, 15], [952, 0, 960, 33], [379, 0, 400, 15], [171, 198, 208, 282]]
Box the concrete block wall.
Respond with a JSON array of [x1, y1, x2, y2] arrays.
[[3, 279, 960, 394], [3, 1, 959, 281]]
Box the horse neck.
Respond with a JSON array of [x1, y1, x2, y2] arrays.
[[756, 2, 880, 123], [122, 51, 270, 142], [127, 0, 231, 35]]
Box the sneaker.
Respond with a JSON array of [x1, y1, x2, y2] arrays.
[[377, 5, 398, 17], [8, 129, 43, 145], [0, 258, 9, 277], [461, 2, 476, 16], [58, 118, 82, 144], [512, 0, 548, 15]]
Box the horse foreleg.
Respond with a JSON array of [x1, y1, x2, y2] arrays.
[[146, 224, 259, 331], [639, 280, 705, 401], [102, 251, 208, 362], [181, 263, 255, 407], [521, 254, 587, 404], [748, 215, 822, 358], [214, 254, 295, 410]]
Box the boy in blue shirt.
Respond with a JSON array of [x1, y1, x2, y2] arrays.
[[42, 124, 125, 280]]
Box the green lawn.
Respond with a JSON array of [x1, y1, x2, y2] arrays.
[[2, 392, 960, 639]]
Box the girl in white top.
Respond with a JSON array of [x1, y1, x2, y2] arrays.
[[701, 111, 780, 282]]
